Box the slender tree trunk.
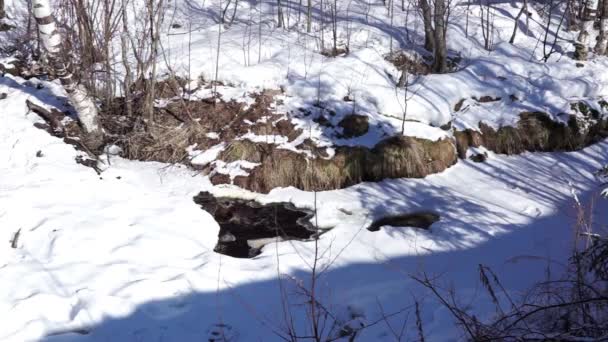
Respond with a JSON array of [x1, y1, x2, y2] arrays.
[[575, 0, 599, 60], [595, 0, 608, 53], [389, 0, 394, 53], [567, 0, 580, 30], [277, 0, 284, 28], [121, 0, 133, 117], [307, 0, 312, 32], [332, 0, 338, 54], [432, 0, 447, 73], [509, 0, 528, 44], [145, 0, 163, 124], [74, 0, 96, 92], [465, 0, 470, 37], [0, 0, 5, 19], [32, 0, 103, 146], [419, 0, 435, 52], [221, 0, 232, 22]]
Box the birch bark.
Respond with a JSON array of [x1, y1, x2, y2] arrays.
[[595, 0, 608, 54], [575, 0, 599, 60], [33, 0, 102, 145]]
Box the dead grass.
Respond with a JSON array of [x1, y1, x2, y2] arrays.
[[455, 110, 608, 157], [218, 135, 458, 193]]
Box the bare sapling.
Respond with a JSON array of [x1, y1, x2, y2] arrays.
[[509, 0, 528, 44], [144, 0, 165, 124], [542, 0, 568, 61]]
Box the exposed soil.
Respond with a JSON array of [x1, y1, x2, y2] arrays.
[[367, 212, 440, 232], [193, 191, 316, 258], [385, 51, 432, 75], [100, 89, 301, 163]]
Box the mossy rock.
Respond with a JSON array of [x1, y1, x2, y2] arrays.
[[338, 114, 369, 138]]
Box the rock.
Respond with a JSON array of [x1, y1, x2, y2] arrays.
[[476, 96, 501, 103], [470, 153, 487, 163], [193, 191, 316, 258], [454, 99, 465, 111], [313, 114, 332, 127], [210, 172, 230, 186], [338, 114, 369, 138], [367, 212, 439, 231]]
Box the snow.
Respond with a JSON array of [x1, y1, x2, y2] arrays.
[[188, 142, 225, 166], [1, 0, 608, 340], [212, 159, 260, 179], [1, 69, 607, 340], [4, 0, 606, 145], [148, 0, 608, 136]]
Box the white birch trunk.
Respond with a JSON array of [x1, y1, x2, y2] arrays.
[[595, 0, 608, 54], [596, 18, 608, 54], [32, 0, 102, 139], [575, 0, 599, 60]]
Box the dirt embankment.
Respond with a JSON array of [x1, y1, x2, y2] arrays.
[[454, 103, 608, 158], [22, 71, 608, 194], [215, 136, 457, 193]]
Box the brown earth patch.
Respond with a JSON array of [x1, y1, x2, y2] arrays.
[[386, 52, 431, 75], [100, 90, 301, 163]]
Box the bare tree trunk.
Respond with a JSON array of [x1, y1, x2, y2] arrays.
[[277, 0, 285, 28], [595, 0, 608, 53], [144, 0, 163, 124], [73, 0, 96, 92], [567, 0, 580, 29], [332, 0, 338, 54], [102, 0, 117, 111], [0, 0, 5, 19], [465, 0, 470, 37], [32, 0, 103, 147], [307, 0, 312, 32], [389, 0, 394, 53], [575, 0, 599, 60], [432, 0, 447, 73], [480, 0, 492, 50], [419, 0, 435, 52], [509, 0, 528, 43], [121, 0, 133, 117]]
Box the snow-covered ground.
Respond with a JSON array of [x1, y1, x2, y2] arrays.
[[1, 0, 608, 340], [1, 71, 607, 341], [4, 0, 608, 145]]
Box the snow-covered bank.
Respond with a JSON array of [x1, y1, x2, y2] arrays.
[[1, 70, 607, 340], [4, 0, 608, 145]]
